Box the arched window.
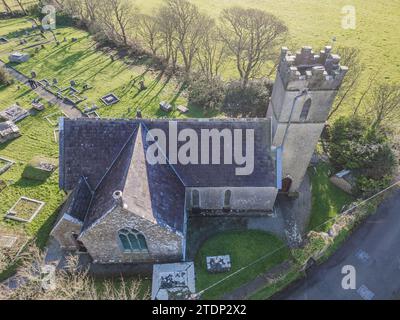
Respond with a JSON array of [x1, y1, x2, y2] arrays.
[[223, 190, 232, 210], [300, 98, 312, 121], [118, 228, 148, 252], [192, 189, 200, 209]]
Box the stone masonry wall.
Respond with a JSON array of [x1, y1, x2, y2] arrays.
[[79, 206, 183, 264], [50, 214, 82, 250]]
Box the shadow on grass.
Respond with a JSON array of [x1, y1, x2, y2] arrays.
[[307, 163, 353, 232]]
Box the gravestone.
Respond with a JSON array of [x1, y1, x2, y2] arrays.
[[159, 101, 172, 112], [206, 255, 232, 273]]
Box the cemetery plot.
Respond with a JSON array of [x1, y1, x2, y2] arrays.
[[53, 128, 60, 143], [22, 156, 58, 181], [5, 196, 45, 223], [0, 121, 21, 144], [101, 93, 120, 106], [44, 111, 67, 126], [0, 156, 15, 175], [86, 111, 100, 119], [0, 105, 30, 123]]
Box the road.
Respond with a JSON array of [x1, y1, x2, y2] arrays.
[[277, 189, 400, 300]]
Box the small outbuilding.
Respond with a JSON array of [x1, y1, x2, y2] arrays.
[[0, 121, 21, 144], [9, 52, 30, 63]]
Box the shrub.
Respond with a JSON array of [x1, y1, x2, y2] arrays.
[[223, 79, 272, 117], [328, 116, 397, 196], [188, 75, 225, 110], [0, 67, 13, 86]]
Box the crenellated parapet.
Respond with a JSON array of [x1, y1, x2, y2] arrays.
[[278, 46, 348, 91]]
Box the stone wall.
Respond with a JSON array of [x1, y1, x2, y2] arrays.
[[186, 187, 277, 212], [50, 214, 82, 250], [79, 205, 183, 264], [268, 47, 346, 192]]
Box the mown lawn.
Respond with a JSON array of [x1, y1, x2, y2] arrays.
[[195, 230, 289, 300], [307, 162, 353, 232]]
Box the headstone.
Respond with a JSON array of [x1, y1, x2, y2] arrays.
[[139, 80, 146, 91], [206, 255, 232, 273], [136, 110, 142, 118], [70, 80, 76, 87], [41, 265, 56, 291], [160, 101, 172, 112], [177, 105, 189, 114], [31, 71, 37, 79]]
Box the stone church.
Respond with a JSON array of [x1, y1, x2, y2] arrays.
[[51, 46, 347, 265]]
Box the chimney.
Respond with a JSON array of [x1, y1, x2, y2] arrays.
[[112, 190, 127, 209]]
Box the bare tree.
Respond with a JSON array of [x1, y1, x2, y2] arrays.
[[327, 46, 363, 120], [61, 0, 86, 20], [1, 0, 12, 14], [369, 83, 400, 129], [195, 19, 227, 80], [97, 0, 137, 46], [84, 0, 98, 23], [156, 6, 179, 70], [220, 7, 287, 87], [15, 0, 26, 15], [0, 246, 149, 300], [161, 0, 208, 74], [137, 14, 161, 55]]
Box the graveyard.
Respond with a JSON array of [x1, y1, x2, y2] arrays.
[[0, 17, 203, 120], [0, 16, 204, 284]]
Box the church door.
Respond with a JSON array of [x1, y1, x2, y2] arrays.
[[281, 176, 293, 193]]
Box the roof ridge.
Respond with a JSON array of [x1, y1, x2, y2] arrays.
[[82, 126, 139, 232], [140, 122, 186, 187], [93, 125, 139, 192]]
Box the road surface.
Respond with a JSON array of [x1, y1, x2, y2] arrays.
[[277, 189, 400, 300]]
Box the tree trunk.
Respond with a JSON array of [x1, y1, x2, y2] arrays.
[[15, 0, 26, 15], [1, 0, 12, 14]]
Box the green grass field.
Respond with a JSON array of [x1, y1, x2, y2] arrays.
[[307, 163, 353, 232], [137, 0, 400, 118], [195, 230, 289, 299]]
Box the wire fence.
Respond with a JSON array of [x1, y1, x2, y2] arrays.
[[196, 180, 400, 297]]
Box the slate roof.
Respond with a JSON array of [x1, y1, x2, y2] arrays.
[[59, 118, 276, 234], [60, 118, 276, 190], [62, 177, 92, 222]]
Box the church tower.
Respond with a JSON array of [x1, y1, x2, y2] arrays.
[[267, 46, 348, 192]]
